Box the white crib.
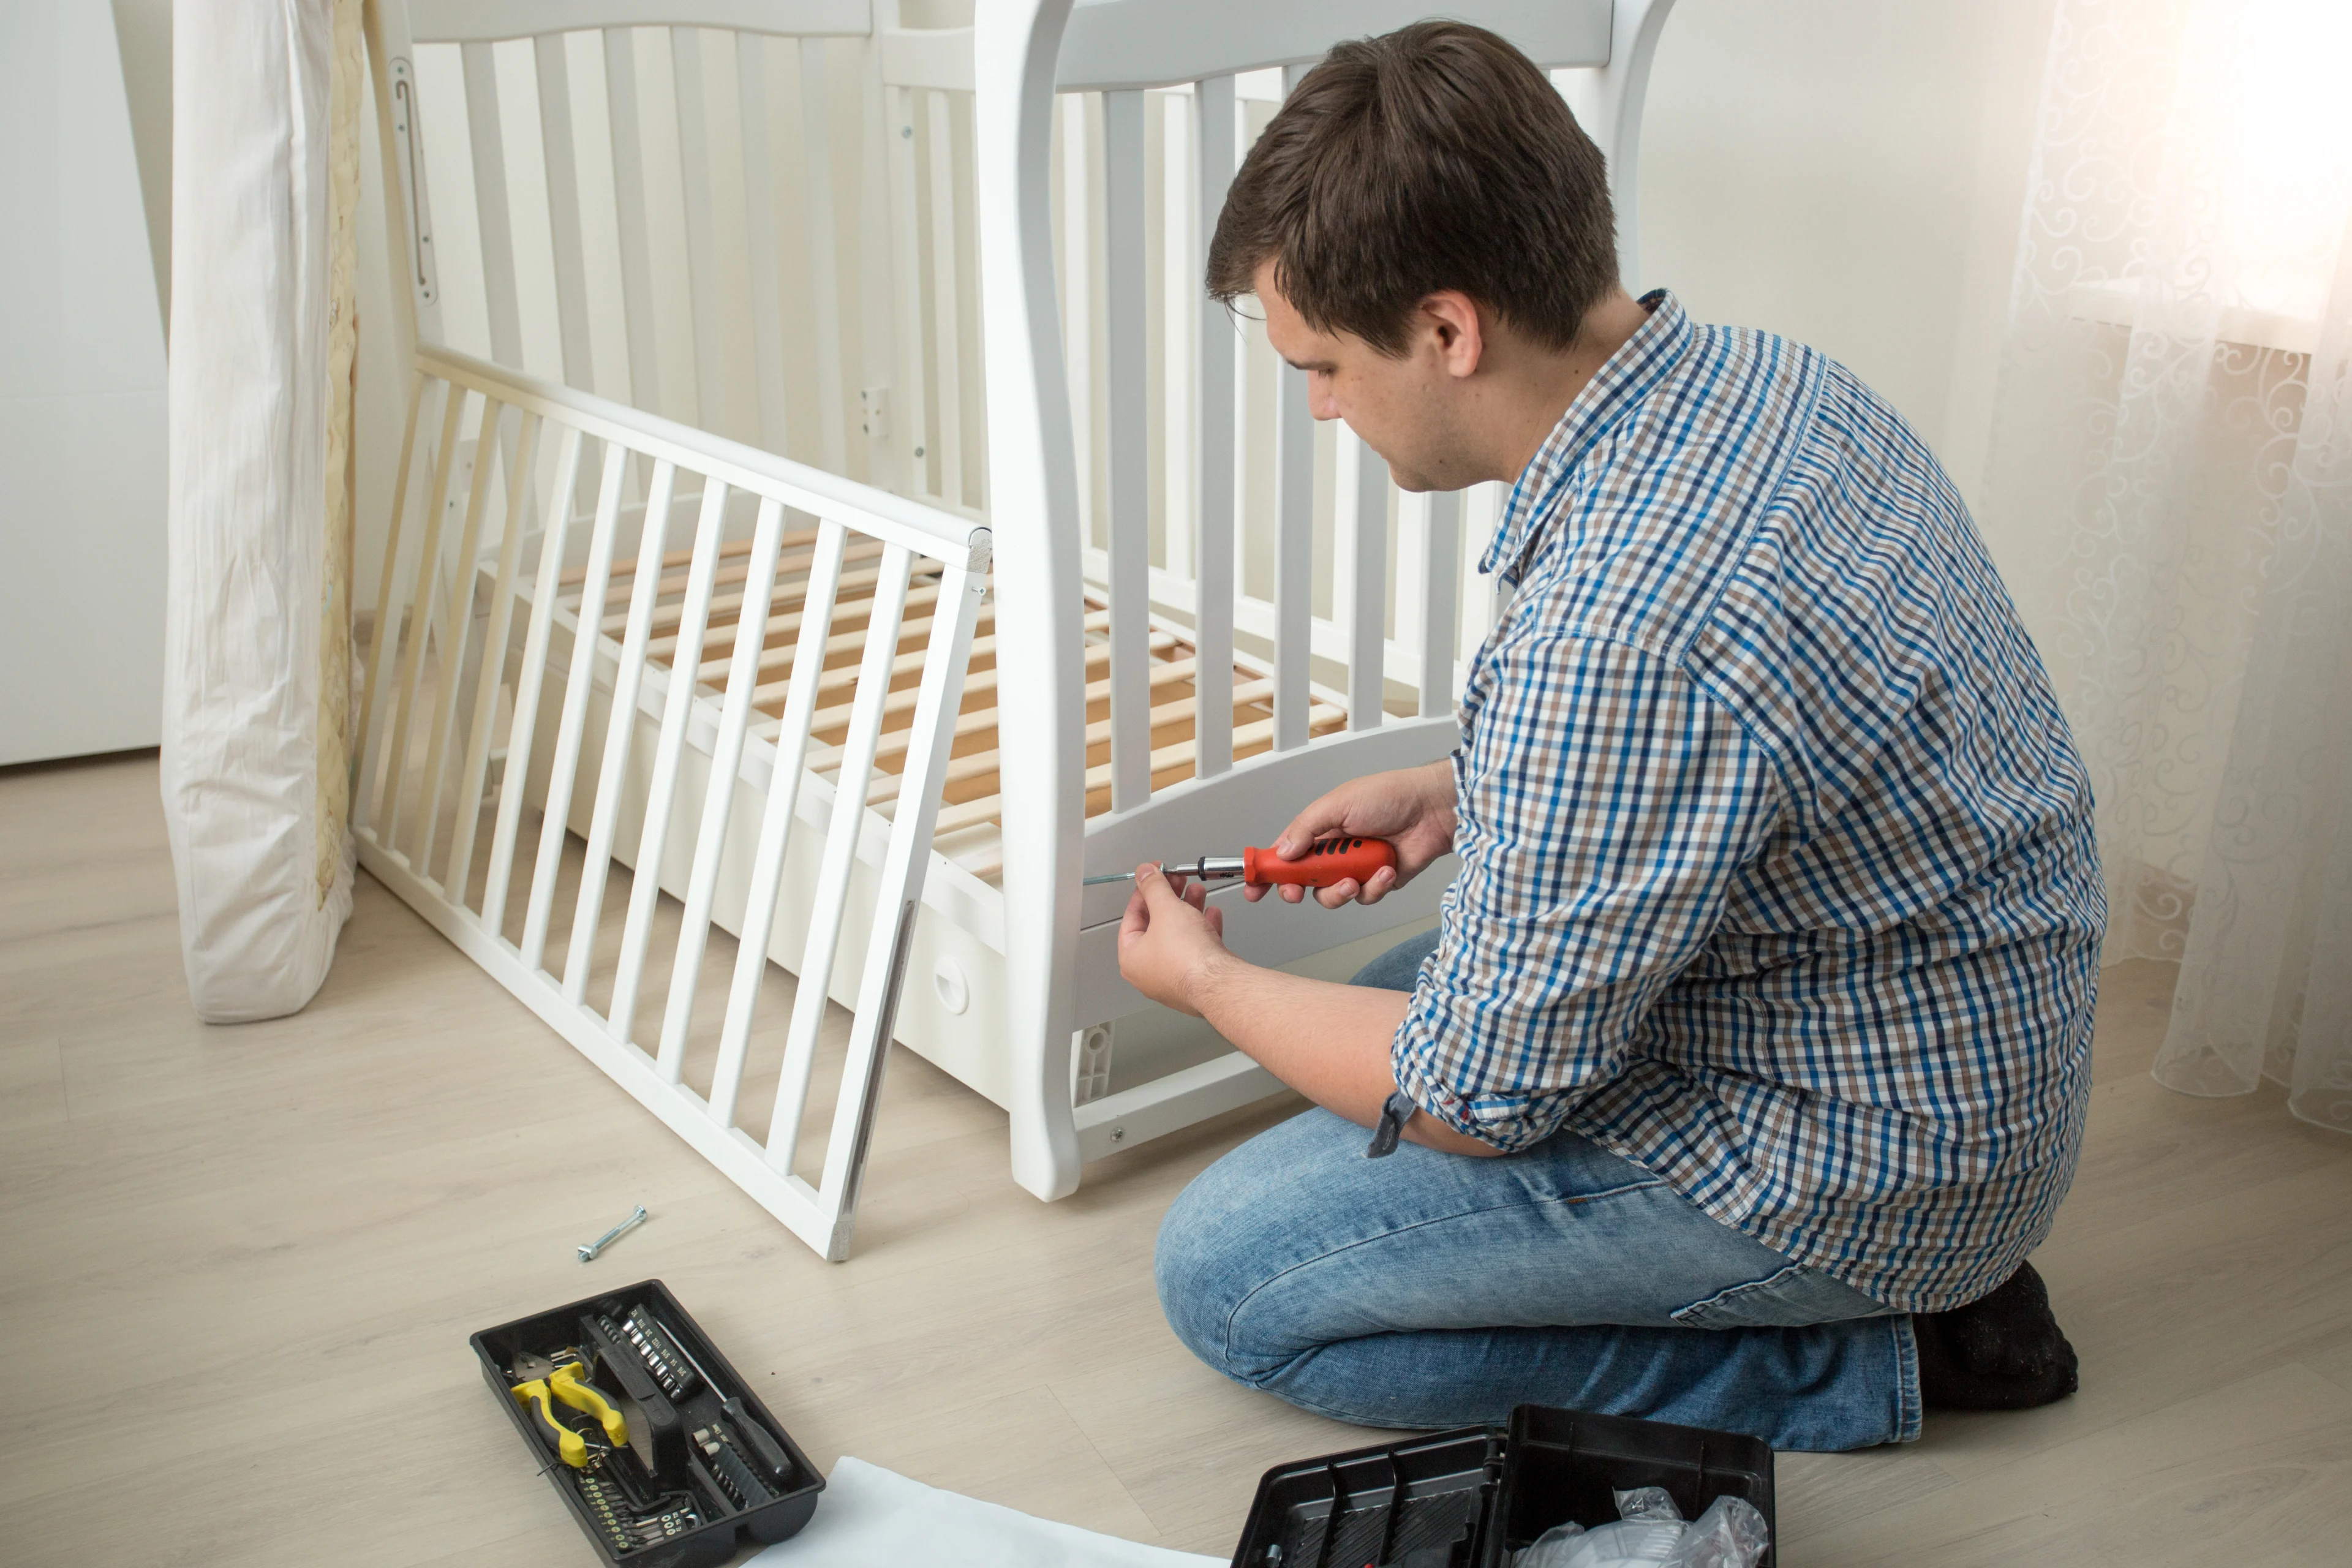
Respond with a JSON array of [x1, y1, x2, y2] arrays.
[[351, 0, 1674, 1259]]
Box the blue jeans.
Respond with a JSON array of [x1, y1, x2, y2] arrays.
[[1153, 929, 1921, 1452]]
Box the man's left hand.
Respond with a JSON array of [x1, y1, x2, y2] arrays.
[[1117, 864, 1232, 1017]]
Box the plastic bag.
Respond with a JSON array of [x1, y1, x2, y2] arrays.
[[1513, 1491, 1768, 1568], [1514, 1520, 1584, 1566], [1613, 1488, 1683, 1523], [1518, 1521, 1685, 1568], [1658, 1496, 1769, 1568]]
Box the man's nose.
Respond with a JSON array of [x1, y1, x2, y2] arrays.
[[1308, 377, 1338, 421]]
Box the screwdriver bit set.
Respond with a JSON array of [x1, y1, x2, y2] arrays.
[[473, 1280, 822, 1567]]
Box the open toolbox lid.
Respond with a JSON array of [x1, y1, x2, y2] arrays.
[[1231, 1404, 1776, 1568]]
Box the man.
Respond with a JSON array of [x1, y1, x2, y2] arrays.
[[1114, 21, 2101, 1451]]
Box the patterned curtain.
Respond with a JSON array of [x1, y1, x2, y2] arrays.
[[1984, 0, 2352, 1130]]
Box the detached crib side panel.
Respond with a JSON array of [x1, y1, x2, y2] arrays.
[[508, 618, 1017, 1109], [352, 347, 992, 1261]]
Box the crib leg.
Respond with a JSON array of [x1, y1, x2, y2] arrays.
[[1009, 1022, 1084, 1202]]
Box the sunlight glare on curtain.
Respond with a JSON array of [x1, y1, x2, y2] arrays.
[[2214, 0, 2352, 323]]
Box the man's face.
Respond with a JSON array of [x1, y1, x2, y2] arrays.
[[1254, 260, 1472, 494]]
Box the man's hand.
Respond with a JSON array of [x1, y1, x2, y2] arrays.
[[1117, 865, 1234, 1017], [1250, 759, 1458, 908]]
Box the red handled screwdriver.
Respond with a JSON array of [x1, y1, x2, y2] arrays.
[[1084, 836, 1398, 889]]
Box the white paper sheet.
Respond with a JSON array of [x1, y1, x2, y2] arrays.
[[750, 1457, 1224, 1568]]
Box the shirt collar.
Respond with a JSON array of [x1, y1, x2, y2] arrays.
[[1479, 288, 1691, 586]]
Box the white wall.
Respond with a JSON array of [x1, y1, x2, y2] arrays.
[[1637, 0, 2057, 548], [0, 0, 169, 766]]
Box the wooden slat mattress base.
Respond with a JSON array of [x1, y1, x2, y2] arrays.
[[560, 552, 1365, 886]]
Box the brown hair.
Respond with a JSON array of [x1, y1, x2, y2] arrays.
[[1206, 21, 1618, 355]]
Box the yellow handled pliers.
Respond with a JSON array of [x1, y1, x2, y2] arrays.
[[510, 1352, 629, 1468]]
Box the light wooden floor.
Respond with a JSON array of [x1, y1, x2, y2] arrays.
[[5, 752, 2350, 1566]]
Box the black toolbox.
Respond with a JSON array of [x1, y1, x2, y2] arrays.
[[1231, 1404, 1774, 1568], [472, 1279, 822, 1567]]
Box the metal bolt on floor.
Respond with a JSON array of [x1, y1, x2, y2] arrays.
[[579, 1205, 649, 1263]]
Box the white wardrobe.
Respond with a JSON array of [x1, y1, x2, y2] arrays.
[[0, 1, 168, 766]]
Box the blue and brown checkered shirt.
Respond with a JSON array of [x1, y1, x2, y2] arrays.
[[1391, 292, 2104, 1312]]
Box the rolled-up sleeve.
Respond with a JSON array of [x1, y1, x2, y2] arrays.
[[1392, 633, 1779, 1150]]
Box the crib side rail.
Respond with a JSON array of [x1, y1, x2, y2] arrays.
[[1039, 4, 1672, 819], [352, 348, 988, 1262], [1050, 69, 1508, 830], [368, 0, 910, 492]]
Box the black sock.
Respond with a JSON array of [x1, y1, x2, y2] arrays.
[[1912, 1261, 2079, 1411]]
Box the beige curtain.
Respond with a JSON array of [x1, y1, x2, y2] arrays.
[[1984, 0, 2352, 1130]]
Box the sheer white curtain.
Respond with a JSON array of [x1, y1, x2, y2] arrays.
[[1985, 0, 2352, 1131]]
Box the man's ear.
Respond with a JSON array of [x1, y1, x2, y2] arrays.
[[1420, 291, 1485, 379]]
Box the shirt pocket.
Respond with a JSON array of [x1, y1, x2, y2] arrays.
[[1670, 1262, 1897, 1329]]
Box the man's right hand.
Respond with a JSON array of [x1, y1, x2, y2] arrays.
[[1248, 759, 1457, 908]]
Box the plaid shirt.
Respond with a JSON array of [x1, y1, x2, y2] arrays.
[[1391, 292, 2104, 1312]]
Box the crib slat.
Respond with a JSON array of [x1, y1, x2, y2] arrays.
[[863, 677, 1272, 807], [886, 83, 930, 496], [521, 438, 626, 972], [1060, 92, 1094, 539], [1458, 481, 1502, 666], [379, 385, 471, 849], [443, 409, 543, 904], [1272, 59, 1317, 748], [1418, 488, 1461, 717], [708, 521, 848, 1128], [413, 394, 508, 872], [671, 28, 728, 432], [1332, 431, 1359, 697], [801, 38, 850, 473], [813, 555, 987, 1240], [1102, 87, 1150, 812], [1272, 356, 1313, 751], [1192, 74, 1236, 780], [1348, 434, 1387, 730], [925, 89, 966, 506], [563, 459, 678, 1004], [533, 36, 594, 389], [481, 424, 586, 940], [794, 626, 1177, 741], [1159, 89, 1193, 581], [656, 495, 789, 1083], [677, 549, 904, 666], [461, 43, 525, 370], [355, 371, 429, 828], [608, 475, 729, 1042], [613, 535, 881, 630], [736, 34, 790, 454], [605, 28, 663, 413], [766, 543, 916, 1174], [932, 699, 1347, 837], [1394, 488, 1426, 691]]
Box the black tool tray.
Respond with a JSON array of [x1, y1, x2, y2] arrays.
[[472, 1278, 822, 1568], [1232, 1404, 1775, 1568]]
